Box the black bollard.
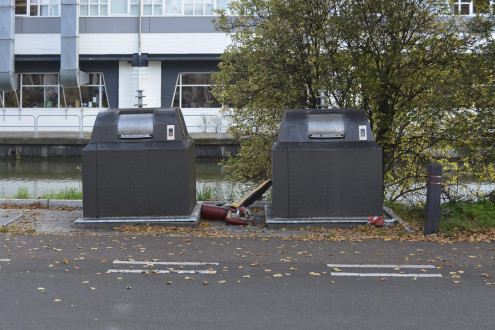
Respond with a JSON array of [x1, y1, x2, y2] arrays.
[[424, 163, 442, 235]]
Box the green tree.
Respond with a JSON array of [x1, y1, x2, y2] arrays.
[[213, 0, 495, 201]]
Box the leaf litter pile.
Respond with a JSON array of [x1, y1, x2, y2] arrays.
[[115, 220, 495, 243], [1, 203, 494, 243]]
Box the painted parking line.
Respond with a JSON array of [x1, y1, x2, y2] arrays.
[[327, 264, 436, 269], [109, 260, 218, 275], [107, 269, 216, 275], [331, 272, 443, 278], [327, 264, 443, 278], [113, 261, 219, 266]]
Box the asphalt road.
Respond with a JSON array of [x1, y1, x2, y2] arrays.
[[1, 234, 494, 329]]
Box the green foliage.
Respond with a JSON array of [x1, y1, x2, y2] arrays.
[[440, 200, 495, 234], [197, 185, 222, 201], [15, 187, 31, 199], [386, 199, 495, 235], [39, 188, 82, 200], [213, 0, 495, 200]]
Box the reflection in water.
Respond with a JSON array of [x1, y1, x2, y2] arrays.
[[0, 158, 243, 200], [3, 158, 490, 202], [0, 159, 82, 198]]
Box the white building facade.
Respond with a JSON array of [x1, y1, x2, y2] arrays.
[[0, 0, 232, 135], [0, 0, 493, 136]]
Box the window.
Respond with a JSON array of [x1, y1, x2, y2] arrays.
[[452, 1, 495, 15], [184, 0, 214, 15], [172, 73, 221, 108], [15, 0, 59, 16], [80, 0, 109, 16], [110, 0, 128, 14], [143, 0, 163, 15], [1, 73, 108, 109], [62, 73, 109, 108], [78, 0, 231, 16], [21, 74, 60, 108]]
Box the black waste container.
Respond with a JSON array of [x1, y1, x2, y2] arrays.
[[82, 108, 195, 218], [271, 108, 382, 220]]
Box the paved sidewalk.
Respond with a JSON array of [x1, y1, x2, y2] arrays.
[[0, 199, 403, 236], [0, 202, 104, 234], [0, 199, 272, 235]]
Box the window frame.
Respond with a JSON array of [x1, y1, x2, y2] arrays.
[[78, 0, 231, 17], [1, 73, 109, 109], [172, 72, 221, 109], [61, 73, 109, 108], [15, 0, 60, 17], [451, 0, 495, 16], [20, 73, 61, 108]]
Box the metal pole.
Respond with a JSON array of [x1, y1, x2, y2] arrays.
[[424, 163, 442, 235], [317, 90, 328, 109], [79, 114, 83, 138], [34, 115, 38, 138]]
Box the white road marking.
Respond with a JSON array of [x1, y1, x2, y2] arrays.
[[327, 264, 436, 269], [330, 272, 443, 278], [107, 269, 216, 275], [327, 264, 443, 278], [109, 260, 219, 276], [0, 259, 11, 262], [113, 261, 219, 266]]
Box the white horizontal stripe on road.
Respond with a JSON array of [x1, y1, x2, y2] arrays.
[[0, 259, 11, 262], [107, 269, 216, 275], [331, 272, 443, 278], [113, 261, 219, 266], [327, 264, 436, 269]]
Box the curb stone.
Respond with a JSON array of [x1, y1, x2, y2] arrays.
[[0, 199, 82, 208]]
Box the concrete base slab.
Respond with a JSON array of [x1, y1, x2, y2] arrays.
[[265, 204, 395, 228], [75, 203, 202, 228]]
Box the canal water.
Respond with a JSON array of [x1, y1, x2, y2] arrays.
[[0, 158, 492, 202], [0, 158, 243, 200]]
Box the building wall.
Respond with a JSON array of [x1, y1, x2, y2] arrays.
[[2, 8, 230, 134], [119, 61, 162, 108]]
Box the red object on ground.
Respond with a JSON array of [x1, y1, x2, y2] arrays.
[[368, 216, 385, 227], [201, 204, 228, 220], [225, 217, 249, 225]]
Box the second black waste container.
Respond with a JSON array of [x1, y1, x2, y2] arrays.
[[271, 108, 382, 222]]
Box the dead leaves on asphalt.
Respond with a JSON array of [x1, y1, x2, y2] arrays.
[[2, 203, 494, 243], [112, 221, 495, 243]]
